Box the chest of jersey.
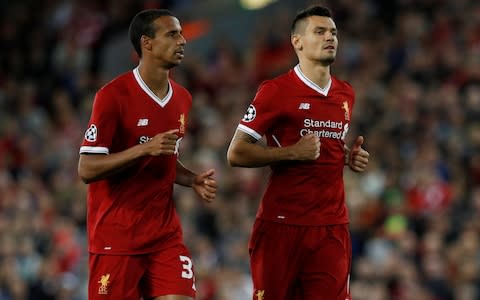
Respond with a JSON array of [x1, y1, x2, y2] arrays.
[[116, 94, 189, 149], [273, 90, 352, 147]]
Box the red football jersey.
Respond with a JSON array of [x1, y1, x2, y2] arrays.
[[80, 68, 191, 254], [238, 65, 355, 225]]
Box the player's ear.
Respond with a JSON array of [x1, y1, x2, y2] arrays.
[[141, 35, 152, 52], [291, 34, 302, 51]]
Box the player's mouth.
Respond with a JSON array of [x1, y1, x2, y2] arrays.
[[175, 48, 185, 59], [323, 45, 335, 50]]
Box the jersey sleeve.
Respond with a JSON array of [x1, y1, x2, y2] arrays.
[[237, 81, 280, 140], [79, 88, 119, 154]]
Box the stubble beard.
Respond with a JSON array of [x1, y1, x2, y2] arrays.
[[163, 59, 181, 69], [320, 55, 335, 66]]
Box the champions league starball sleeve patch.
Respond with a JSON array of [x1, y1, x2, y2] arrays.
[[84, 124, 98, 142], [242, 105, 256, 122]]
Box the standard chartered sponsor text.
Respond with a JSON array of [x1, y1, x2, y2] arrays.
[[300, 118, 346, 139], [304, 118, 343, 129]]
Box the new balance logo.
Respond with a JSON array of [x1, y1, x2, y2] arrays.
[[299, 103, 310, 110], [137, 119, 149, 126]]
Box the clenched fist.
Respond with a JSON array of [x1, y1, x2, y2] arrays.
[[142, 129, 179, 156], [292, 134, 321, 160]]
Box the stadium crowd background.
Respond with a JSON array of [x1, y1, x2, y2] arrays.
[[1, 0, 480, 299]]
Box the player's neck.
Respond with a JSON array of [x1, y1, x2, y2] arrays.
[[137, 62, 170, 98], [298, 63, 331, 89]]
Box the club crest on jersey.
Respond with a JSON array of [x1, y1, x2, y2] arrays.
[[342, 101, 350, 121], [242, 105, 256, 122], [98, 273, 110, 295], [255, 290, 265, 300], [178, 113, 185, 134], [84, 124, 97, 142]]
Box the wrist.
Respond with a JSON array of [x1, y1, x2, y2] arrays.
[[135, 143, 149, 158], [186, 171, 198, 187], [280, 146, 297, 161], [188, 175, 196, 187]]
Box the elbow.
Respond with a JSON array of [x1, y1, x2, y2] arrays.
[[77, 164, 95, 184], [226, 148, 242, 167], [80, 176, 93, 184], [78, 170, 93, 184], [226, 152, 237, 167]]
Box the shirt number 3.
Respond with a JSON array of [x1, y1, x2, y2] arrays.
[[179, 255, 193, 279], [180, 255, 196, 291]]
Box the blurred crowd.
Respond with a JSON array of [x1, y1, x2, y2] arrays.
[[1, 0, 480, 299]]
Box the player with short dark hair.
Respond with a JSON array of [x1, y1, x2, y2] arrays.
[[227, 5, 369, 300], [78, 9, 217, 300]]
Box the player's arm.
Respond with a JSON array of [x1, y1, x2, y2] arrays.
[[78, 129, 179, 184], [78, 146, 145, 184], [175, 160, 197, 187], [227, 129, 320, 168], [175, 160, 217, 202]]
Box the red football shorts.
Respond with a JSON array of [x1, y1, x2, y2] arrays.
[[249, 220, 352, 300], [88, 244, 195, 300]]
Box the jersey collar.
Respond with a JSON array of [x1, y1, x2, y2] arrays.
[[133, 67, 173, 107], [294, 64, 331, 96]]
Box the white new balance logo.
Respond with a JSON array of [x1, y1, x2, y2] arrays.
[[298, 103, 310, 110], [137, 119, 149, 126]]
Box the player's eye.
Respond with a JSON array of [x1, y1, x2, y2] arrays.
[[167, 31, 179, 37]]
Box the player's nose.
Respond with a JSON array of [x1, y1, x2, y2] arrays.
[[324, 32, 334, 41], [178, 34, 186, 45]]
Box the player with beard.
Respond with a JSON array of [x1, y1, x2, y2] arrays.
[[78, 9, 217, 300], [227, 5, 369, 300]]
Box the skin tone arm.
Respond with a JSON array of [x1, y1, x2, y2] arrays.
[[227, 129, 369, 172], [78, 128, 217, 202], [78, 129, 179, 184], [226, 129, 320, 168], [175, 160, 217, 203]]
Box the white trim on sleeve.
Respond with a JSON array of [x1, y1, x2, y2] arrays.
[[237, 124, 262, 140], [79, 146, 109, 154]]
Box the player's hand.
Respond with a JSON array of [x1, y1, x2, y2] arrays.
[[192, 169, 217, 203], [292, 134, 320, 160], [143, 129, 179, 156], [347, 136, 369, 172]]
